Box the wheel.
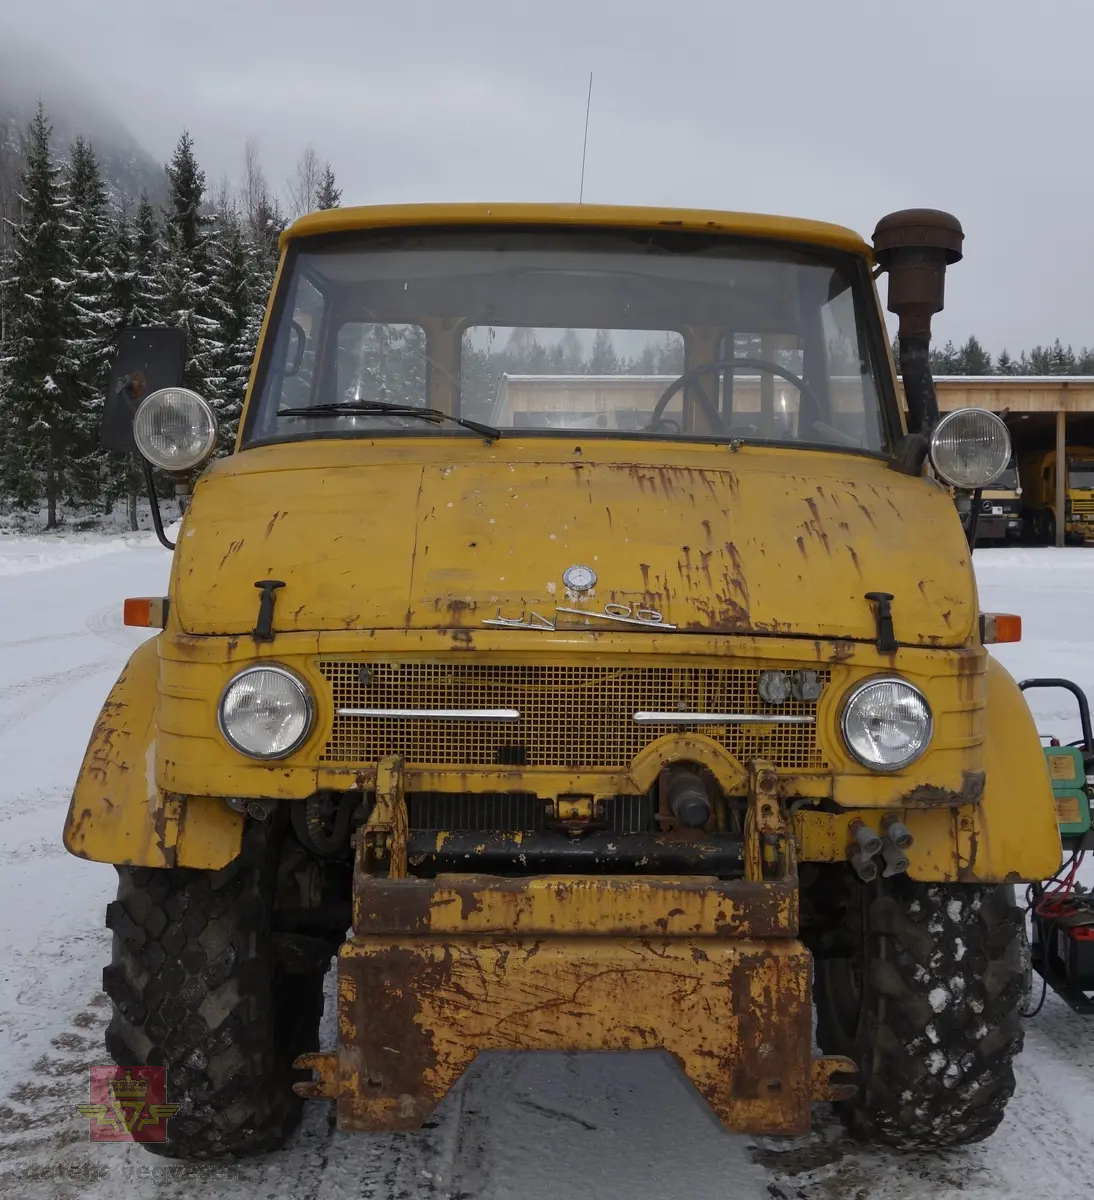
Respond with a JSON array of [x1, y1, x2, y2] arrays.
[[812, 869, 1028, 1149], [1046, 512, 1057, 545], [102, 817, 340, 1159]]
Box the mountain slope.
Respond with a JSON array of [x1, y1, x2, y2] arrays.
[[0, 36, 164, 202]]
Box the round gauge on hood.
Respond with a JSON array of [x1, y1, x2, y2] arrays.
[[562, 565, 597, 592]]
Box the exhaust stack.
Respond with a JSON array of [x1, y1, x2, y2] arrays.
[[872, 209, 964, 437]]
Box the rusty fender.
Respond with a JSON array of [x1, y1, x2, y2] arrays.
[[62, 637, 243, 870], [295, 875, 856, 1135], [795, 657, 1062, 883]]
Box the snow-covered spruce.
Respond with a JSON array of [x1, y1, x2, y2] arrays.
[[103, 818, 338, 1159], [812, 871, 1028, 1148]]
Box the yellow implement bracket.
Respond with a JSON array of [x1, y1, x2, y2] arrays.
[[295, 768, 855, 1137]]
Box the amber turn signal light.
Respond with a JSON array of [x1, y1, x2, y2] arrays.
[[979, 613, 1021, 644], [123, 597, 170, 628]]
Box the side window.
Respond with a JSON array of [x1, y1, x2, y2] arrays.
[[250, 273, 325, 439], [337, 323, 427, 407], [279, 276, 325, 409], [818, 286, 883, 450]]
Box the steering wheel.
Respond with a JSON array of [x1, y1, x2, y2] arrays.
[[646, 357, 822, 436]]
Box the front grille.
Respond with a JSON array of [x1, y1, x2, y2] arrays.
[[319, 661, 828, 771], [406, 792, 654, 832], [1071, 497, 1094, 514]]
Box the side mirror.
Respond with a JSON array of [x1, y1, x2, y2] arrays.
[[101, 327, 187, 453], [283, 320, 306, 378]]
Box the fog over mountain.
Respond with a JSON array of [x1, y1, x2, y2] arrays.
[[0, 35, 163, 202]]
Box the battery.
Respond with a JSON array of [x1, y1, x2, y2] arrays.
[[1048, 923, 1094, 990]]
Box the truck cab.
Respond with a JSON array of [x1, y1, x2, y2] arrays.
[[975, 457, 1023, 543], [1020, 444, 1094, 544]]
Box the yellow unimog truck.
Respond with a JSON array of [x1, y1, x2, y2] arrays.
[[65, 203, 1061, 1160], [1019, 445, 1094, 544]]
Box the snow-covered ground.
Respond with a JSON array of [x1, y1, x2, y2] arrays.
[[1, 533, 1093, 1199]]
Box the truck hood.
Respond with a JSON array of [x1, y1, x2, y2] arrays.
[[171, 440, 977, 647]]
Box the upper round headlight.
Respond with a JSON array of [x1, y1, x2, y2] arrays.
[[133, 387, 218, 472], [841, 676, 932, 771], [218, 666, 313, 759], [929, 407, 1011, 490]]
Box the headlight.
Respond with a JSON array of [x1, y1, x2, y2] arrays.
[[841, 676, 932, 771], [218, 666, 313, 759], [133, 387, 218, 471], [929, 408, 1011, 489]]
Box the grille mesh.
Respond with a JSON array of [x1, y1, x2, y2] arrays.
[[406, 792, 653, 833], [319, 660, 827, 771]]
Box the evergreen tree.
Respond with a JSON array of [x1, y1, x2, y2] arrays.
[[996, 349, 1016, 375], [63, 137, 115, 503], [108, 201, 137, 329], [0, 105, 79, 526], [1049, 338, 1076, 375], [99, 199, 140, 520], [129, 193, 164, 326], [589, 329, 618, 373], [159, 131, 220, 394], [930, 339, 961, 374], [210, 208, 261, 445], [957, 335, 992, 375], [316, 163, 341, 210]]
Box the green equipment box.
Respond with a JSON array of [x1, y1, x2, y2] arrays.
[[1044, 746, 1092, 837]]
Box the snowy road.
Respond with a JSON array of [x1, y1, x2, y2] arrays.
[[1, 534, 1093, 1199]]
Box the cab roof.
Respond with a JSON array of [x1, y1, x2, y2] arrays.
[[280, 203, 873, 259]]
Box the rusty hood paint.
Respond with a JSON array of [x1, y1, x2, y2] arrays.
[[170, 439, 977, 646]]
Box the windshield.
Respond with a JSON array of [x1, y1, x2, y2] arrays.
[[989, 465, 1019, 490], [243, 228, 895, 452], [1070, 463, 1094, 489]]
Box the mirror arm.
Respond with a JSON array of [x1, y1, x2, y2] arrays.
[[141, 458, 176, 551]]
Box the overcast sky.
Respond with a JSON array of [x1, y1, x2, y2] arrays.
[[4, 0, 1092, 354]]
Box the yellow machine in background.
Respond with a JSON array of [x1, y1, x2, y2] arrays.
[[65, 203, 1060, 1160], [1019, 445, 1094, 544]]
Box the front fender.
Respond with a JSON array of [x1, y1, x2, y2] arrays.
[[63, 637, 243, 870], [959, 653, 1063, 881], [796, 655, 1063, 882]]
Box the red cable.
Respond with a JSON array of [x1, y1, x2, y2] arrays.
[[1036, 851, 1086, 919]]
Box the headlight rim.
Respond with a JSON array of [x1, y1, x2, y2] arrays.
[[839, 673, 934, 773], [133, 386, 219, 472], [928, 406, 1012, 490], [217, 663, 315, 761]]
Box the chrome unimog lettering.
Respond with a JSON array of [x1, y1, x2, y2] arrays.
[[483, 603, 675, 630], [482, 609, 557, 629], [555, 603, 676, 628]]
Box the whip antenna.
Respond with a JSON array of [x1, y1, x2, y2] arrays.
[[579, 72, 593, 203]]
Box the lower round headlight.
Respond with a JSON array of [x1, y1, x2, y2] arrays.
[[841, 677, 932, 771], [929, 407, 1012, 490], [133, 387, 218, 471], [218, 666, 313, 759]]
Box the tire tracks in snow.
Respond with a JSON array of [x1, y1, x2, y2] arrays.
[[0, 659, 120, 738], [0, 604, 145, 739]]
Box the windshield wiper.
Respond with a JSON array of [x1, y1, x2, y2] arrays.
[[277, 400, 501, 441]]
